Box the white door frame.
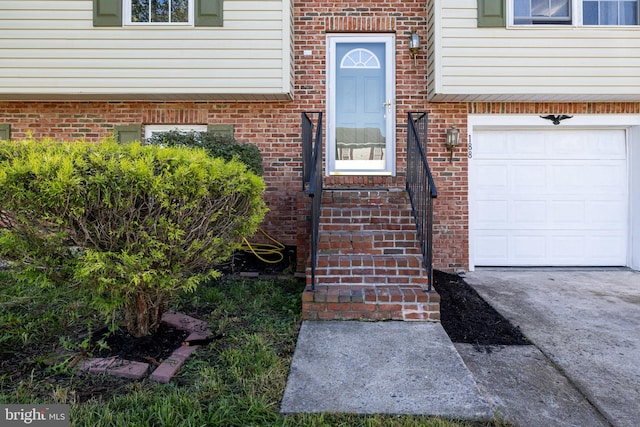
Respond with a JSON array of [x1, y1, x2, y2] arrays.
[[326, 33, 396, 176], [468, 114, 640, 271]]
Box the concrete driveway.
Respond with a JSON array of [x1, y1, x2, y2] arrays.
[[463, 269, 640, 427]]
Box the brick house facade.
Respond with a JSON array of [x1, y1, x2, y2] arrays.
[[2, 1, 639, 276]]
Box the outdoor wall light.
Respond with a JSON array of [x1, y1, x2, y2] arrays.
[[445, 125, 460, 163], [408, 29, 420, 66]]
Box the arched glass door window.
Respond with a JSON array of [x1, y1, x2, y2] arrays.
[[340, 48, 381, 69]]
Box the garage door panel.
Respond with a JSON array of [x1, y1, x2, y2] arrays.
[[513, 164, 547, 190], [588, 200, 627, 227], [512, 234, 547, 261], [551, 235, 586, 262], [513, 200, 547, 224], [474, 233, 509, 262], [552, 164, 587, 190], [551, 200, 585, 224], [474, 134, 508, 158], [509, 133, 547, 158], [475, 163, 508, 189], [591, 164, 628, 190], [471, 128, 628, 266], [588, 233, 627, 261], [475, 200, 509, 224]]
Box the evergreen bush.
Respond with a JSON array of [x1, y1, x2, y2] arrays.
[[145, 130, 264, 175], [0, 138, 267, 337]]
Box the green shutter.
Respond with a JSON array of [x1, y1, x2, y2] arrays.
[[0, 124, 10, 141], [477, 0, 506, 27], [207, 124, 234, 139], [115, 125, 142, 143], [195, 0, 223, 27], [93, 0, 122, 27]]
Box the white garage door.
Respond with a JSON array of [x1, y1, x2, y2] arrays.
[[470, 128, 628, 266]]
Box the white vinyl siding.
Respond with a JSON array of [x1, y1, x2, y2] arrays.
[[428, 0, 640, 101], [0, 0, 292, 100]]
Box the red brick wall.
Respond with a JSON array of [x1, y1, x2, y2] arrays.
[[425, 103, 469, 273], [0, 101, 304, 245]]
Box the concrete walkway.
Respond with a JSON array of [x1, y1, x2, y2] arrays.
[[281, 321, 492, 419], [282, 269, 640, 426], [464, 269, 640, 427]]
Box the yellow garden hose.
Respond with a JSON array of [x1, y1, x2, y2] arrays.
[[240, 227, 286, 264]]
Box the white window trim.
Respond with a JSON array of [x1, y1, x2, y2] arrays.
[[144, 124, 207, 140], [124, 0, 195, 26], [508, 0, 640, 27]]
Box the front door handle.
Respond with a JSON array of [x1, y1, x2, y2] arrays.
[[383, 100, 394, 113]]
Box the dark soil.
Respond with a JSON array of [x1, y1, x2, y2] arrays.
[[433, 269, 530, 347], [215, 245, 297, 276], [91, 324, 190, 364]]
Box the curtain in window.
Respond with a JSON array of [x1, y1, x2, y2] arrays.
[[583, 0, 638, 25]]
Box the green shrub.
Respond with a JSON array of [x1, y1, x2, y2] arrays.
[[145, 130, 264, 176], [0, 138, 267, 337]]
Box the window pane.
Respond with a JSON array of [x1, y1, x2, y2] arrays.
[[171, 0, 189, 22], [515, 0, 531, 16], [600, 1, 619, 24], [131, 0, 149, 23], [550, 0, 569, 17], [621, 1, 638, 24], [583, 1, 599, 23], [515, 0, 570, 23], [151, 0, 169, 23], [531, 0, 549, 16]]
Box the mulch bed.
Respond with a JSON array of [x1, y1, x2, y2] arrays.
[[433, 270, 530, 347], [91, 324, 190, 364]]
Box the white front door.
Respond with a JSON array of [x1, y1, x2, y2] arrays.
[[470, 128, 629, 267], [327, 34, 395, 176]]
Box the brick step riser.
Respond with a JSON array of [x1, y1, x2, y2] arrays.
[[322, 203, 411, 214], [302, 285, 440, 321], [321, 191, 409, 204], [311, 276, 429, 287], [318, 247, 422, 257], [319, 233, 421, 252], [319, 224, 417, 234], [315, 254, 424, 266], [318, 249, 423, 256], [320, 214, 416, 226], [321, 202, 414, 210], [313, 265, 426, 275]]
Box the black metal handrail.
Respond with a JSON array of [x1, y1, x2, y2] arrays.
[[302, 112, 323, 290], [406, 112, 437, 291]]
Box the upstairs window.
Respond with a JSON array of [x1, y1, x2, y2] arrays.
[[508, 0, 639, 25], [126, 0, 193, 25], [583, 0, 638, 25], [514, 0, 572, 24], [94, 0, 222, 28]]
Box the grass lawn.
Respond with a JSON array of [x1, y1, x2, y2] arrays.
[[0, 270, 510, 426]]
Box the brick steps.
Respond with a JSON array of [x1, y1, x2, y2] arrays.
[[314, 254, 428, 286], [318, 232, 423, 255], [302, 284, 440, 321], [303, 189, 439, 321]]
